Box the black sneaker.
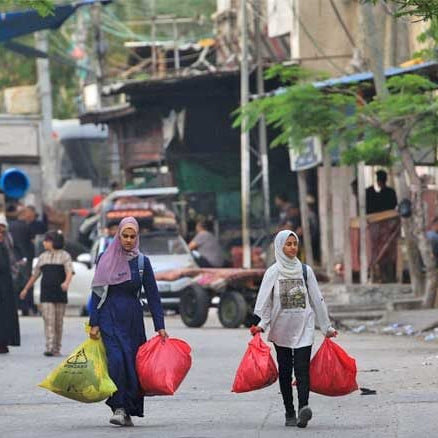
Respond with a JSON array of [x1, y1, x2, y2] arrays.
[[285, 412, 297, 427], [297, 406, 312, 428], [43, 351, 54, 357]]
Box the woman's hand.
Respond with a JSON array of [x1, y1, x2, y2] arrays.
[[89, 326, 100, 340], [325, 327, 338, 338], [249, 325, 263, 336], [19, 288, 28, 300], [61, 282, 69, 292], [158, 329, 169, 339]]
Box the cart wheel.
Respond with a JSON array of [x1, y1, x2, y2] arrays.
[[218, 291, 247, 328], [180, 285, 210, 328]]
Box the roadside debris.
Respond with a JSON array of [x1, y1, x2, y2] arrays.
[[360, 387, 377, 395]]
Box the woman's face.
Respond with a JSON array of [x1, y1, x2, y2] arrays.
[[43, 239, 54, 251], [283, 234, 298, 259], [120, 227, 137, 251]]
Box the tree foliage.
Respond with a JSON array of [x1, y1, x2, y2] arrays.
[[234, 65, 438, 166], [0, 0, 215, 118], [0, 0, 54, 15], [415, 17, 438, 60], [365, 0, 438, 21]]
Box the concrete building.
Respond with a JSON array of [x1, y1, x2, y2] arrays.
[[213, 0, 427, 75]]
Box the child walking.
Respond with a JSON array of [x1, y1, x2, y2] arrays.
[[20, 230, 73, 356], [251, 230, 337, 428]]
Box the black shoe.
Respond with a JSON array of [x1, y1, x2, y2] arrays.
[[0, 345, 9, 354], [285, 412, 297, 427], [297, 406, 312, 428], [43, 351, 54, 357]]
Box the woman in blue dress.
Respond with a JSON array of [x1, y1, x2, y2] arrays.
[[88, 216, 168, 427]]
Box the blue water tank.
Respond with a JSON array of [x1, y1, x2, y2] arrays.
[[0, 168, 30, 199]]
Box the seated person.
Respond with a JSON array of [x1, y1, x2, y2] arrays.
[[188, 220, 224, 268]]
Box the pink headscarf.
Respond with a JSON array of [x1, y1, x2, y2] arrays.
[[92, 217, 140, 287]]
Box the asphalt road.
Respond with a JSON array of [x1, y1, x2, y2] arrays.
[[1, 311, 438, 438]]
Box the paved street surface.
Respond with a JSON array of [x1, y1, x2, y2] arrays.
[[2, 311, 438, 438]]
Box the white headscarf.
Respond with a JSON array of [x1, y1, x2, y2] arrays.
[[254, 230, 303, 318], [274, 230, 302, 277], [0, 214, 7, 228]]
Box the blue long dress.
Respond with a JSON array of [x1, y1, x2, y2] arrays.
[[89, 254, 165, 417]]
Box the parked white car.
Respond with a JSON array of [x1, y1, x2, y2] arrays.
[[34, 231, 199, 315]]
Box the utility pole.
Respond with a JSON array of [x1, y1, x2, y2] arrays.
[[357, 161, 368, 284], [254, 0, 271, 238], [74, 9, 88, 113], [341, 152, 353, 284], [151, 0, 157, 76], [35, 31, 57, 204], [360, 3, 389, 99], [173, 18, 180, 72], [322, 146, 334, 278], [91, 2, 104, 109], [289, 0, 313, 266], [297, 170, 314, 266], [240, 0, 251, 269]]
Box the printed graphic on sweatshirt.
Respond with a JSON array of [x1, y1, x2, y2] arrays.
[[279, 279, 306, 309]]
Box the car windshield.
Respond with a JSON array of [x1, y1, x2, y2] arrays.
[[139, 233, 190, 256]]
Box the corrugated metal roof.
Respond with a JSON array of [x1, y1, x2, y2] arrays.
[[314, 60, 438, 88], [103, 69, 241, 97], [265, 60, 438, 98]]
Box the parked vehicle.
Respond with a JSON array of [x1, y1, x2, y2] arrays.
[[156, 267, 265, 329], [33, 230, 199, 315], [35, 187, 201, 315]]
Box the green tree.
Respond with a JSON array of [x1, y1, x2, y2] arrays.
[[0, 0, 54, 15], [235, 66, 438, 306], [0, 0, 215, 118], [366, 0, 438, 20]]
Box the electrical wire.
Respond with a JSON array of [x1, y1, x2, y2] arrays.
[[329, 0, 356, 48], [378, 0, 412, 23], [246, 0, 348, 74], [287, 0, 348, 74]]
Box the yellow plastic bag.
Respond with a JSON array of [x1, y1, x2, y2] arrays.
[[39, 325, 117, 403]]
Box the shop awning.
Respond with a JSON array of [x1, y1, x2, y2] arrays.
[[0, 0, 111, 42]]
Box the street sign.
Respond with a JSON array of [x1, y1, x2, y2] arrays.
[[289, 136, 322, 171]]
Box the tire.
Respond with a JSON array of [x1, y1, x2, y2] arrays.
[[218, 291, 248, 328], [179, 285, 210, 328]]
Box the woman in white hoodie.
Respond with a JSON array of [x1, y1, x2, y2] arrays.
[[251, 230, 337, 428]]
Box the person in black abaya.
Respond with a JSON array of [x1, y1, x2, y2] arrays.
[[0, 224, 20, 354]]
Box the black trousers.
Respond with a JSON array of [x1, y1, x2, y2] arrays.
[[274, 344, 312, 415]]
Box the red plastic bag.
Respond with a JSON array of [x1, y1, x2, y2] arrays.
[[136, 336, 192, 396], [309, 338, 358, 396], [232, 333, 278, 393]]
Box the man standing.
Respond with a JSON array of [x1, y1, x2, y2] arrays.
[[366, 170, 398, 214]]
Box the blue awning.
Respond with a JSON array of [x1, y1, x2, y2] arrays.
[[313, 60, 438, 89], [0, 0, 111, 43], [259, 60, 438, 98]]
